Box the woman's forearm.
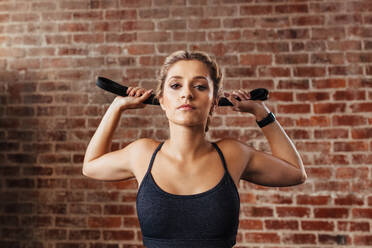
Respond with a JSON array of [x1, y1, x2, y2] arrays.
[[83, 103, 122, 164], [255, 107, 306, 176]]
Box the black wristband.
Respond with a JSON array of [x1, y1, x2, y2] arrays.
[[256, 112, 276, 128]]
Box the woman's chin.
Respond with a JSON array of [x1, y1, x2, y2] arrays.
[[171, 119, 206, 129]]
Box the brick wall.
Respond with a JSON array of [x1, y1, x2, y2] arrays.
[[1, 0, 372, 247]]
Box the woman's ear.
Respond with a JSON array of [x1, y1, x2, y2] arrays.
[[209, 99, 218, 115], [159, 96, 166, 111]]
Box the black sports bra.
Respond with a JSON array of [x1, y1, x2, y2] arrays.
[[136, 141, 240, 248]]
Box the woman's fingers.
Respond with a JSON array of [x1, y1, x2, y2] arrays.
[[232, 90, 244, 101], [126, 87, 143, 96], [238, 89, 250, 99]]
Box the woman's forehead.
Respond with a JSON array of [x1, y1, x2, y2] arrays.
[[167, 60, 210, 79]]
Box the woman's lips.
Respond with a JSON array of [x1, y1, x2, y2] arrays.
[[179, 106, 195, 110], [178, 104, 196, 110]]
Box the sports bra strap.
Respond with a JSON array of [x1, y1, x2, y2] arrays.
[[147, 141, 165, 174], [211, 142, 229, 173], [147, 141, 228, 174]]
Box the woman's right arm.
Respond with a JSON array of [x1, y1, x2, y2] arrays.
[[82, 86, 153, 181]]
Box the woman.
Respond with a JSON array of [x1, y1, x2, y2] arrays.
[[83, 50, 307, 248]]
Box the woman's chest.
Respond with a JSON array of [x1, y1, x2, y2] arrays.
[[134, 142, 244, 195]]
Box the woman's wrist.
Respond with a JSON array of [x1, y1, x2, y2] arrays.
[[254, 106, 271, 122]]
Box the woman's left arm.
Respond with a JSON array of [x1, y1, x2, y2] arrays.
[[225, 90, 308, 187]]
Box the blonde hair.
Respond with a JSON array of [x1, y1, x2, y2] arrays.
[[155, 50, 223, 132]]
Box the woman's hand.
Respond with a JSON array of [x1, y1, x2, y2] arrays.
[[113, 86, 153, 111], [224, 90, 270, 115]]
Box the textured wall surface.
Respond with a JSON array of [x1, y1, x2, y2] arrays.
[[1, 0, 372, 247]]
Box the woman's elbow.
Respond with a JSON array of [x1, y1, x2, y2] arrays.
[[299, 171, 307, 184], [82, 164, 93, 178]]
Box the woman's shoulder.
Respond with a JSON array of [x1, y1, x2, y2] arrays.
[[214, 138, 253, 176], [130, 138, 161, 153], [215, 138, 252, 153]]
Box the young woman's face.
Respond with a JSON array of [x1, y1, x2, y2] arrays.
[[159, 60, 216, 130]]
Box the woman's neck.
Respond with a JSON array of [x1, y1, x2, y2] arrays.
[[164, 123, 212, 162]]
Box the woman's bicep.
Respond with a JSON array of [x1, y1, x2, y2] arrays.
[[241, 148, 305, 187], [82, 138, 149, 181]]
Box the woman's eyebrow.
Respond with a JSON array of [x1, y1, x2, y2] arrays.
[[168, 75, 208, 80]]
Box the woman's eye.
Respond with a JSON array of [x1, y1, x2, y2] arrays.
[[170, 83, 180, 89], [195, 85, 207, 90]]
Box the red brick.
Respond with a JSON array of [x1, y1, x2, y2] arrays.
[[329, 14, 362, 27], [32, 2, 57, 11], [240, 5, 272, 15], [352, 208, 372, 219], [334, 193, 364, 205], [275, 54, 308, 64], [311, 53, 344, 64], [257, 17, 289, 28], [329, 65, 363, 75], [314, 103, 346, 113], [122, 21, 154, 31], [208, 31, 241, 41], [72, 11, 103, 21], [104, 205, 134, 215], [275, 4, 308, 13], [137, 31, 170, 42], [346, 1, 372, 12], [314, 128, 348, 139], [103, 230, 135, 240], [333, 115, 367, 126], [88, 217, 121, 228], [314, 208, 349, 218], [11, 13, 39, 22], [310, 2, 345, 13], [306, 167, 332, 179], [282, 233, 316, 244], [334, 141, 368, 152], [276, 207, 310, 217], [59, 23, 89, 32], [278, 28, 309, 39], [73, 34, 104, 43], [259, 67, 290, 77], [56, 217, 86, 227], [242, 206, 274, 217], [106, 33, 136, 43], [265, 220, 298, 230], [352, 128, 372, 139], [354, 235, 372, 246], [223, 18, 255, 28], [338, 221, 371, 232], [348, 26, 372, 38], [257, 42, 289, 53], [245, 233, 280, 243], [239, 219, 263, 230], [302, 220, 334, 231], [189, 19, 220, 29], [69, 230, 100, 240], [277, 104, 310, 113], [293, 40, 326, 52], [171, 7, 202, 18], [319, 234, 350, 245], [60, 0, 90, 9], [292, 15, 325, 26], [312, 27, 345, 40], [105, 10, 137, 20], [278, 79, 309, 89], [294, 67, 326, 77], [328, 40, 362, 51], [297, 92, 330, 101], [351, 102, 372, 112], [240, 54, 272, 65], [297, 194, 330, 205], [157, 19, 186, 30]]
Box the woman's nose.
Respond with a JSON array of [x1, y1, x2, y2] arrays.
[[181, 87, 193, 99]]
